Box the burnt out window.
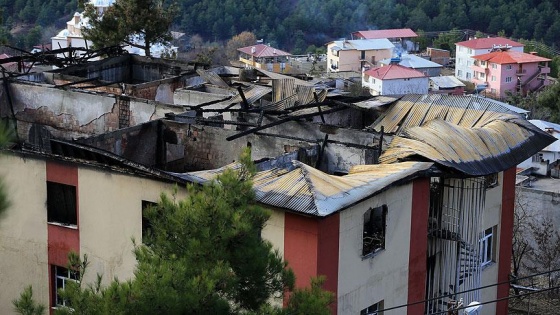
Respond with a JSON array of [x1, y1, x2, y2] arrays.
[[142, 200, 157, 244], [485, 173, 499, 189], [363, 205, 387, 256], [47, 182, 77, 226]]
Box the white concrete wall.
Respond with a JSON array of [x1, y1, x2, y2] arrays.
[[381, 77, 429, 95], [78, 167, 181, 285], [338, 184, 413, 315], [480, 172, 504, 315]]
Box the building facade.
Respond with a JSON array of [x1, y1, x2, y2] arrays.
[[362, 64, 428, 95], [327, 39, 394, 73], [237, 44, 292, 73], [455, 37, 524, 81], [471, 50, 551, 98]]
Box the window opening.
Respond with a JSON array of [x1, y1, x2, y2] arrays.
[[363, 205, 387, 256], [47, 182, 77, 226]]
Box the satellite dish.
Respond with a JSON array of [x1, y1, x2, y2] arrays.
[[464, 301, 482, 314]]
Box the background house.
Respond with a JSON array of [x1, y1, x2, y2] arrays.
[[429, 76, 465, 95], [326, 39, 394, 73], [237, 44, 292, 73], [455, 37, 524, 81], [379, 53, 443, 77], [519, 120, 560, 177], [471, 50, 551, 97], [351, 28, 418, 52], [362, 64, 428, 95]]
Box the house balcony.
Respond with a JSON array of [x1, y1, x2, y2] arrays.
[[539, 65, 550, 74], [471, 64, 487, 74], [516, 69, 527, 76]]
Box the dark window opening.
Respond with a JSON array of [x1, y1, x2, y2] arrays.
[[485, 173, 499, 189], [363, 205, 387, 256], [47, 182, 77, 226], [142, 200, 157, 244], [360, 300, 384, 315]]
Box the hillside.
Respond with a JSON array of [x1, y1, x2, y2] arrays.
[[1, 0, 559, 53]]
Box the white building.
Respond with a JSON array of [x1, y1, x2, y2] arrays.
[[51, 0, 176, 60], [519, 120, 560, 177], [362, 64, 428, 95], [454, 37, 524, 81]]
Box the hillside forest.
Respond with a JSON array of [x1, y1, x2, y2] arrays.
[[1, 0, 560, 55]]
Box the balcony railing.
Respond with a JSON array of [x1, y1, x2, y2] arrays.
[[516, 69, 527, 76]]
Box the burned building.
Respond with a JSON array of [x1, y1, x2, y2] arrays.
[[0, 54, 555, 315]]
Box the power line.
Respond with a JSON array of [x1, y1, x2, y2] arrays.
[[377, 267, 560, 313], [431, 284, 560, 315]]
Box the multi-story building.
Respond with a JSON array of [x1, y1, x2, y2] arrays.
[[237, 44, 292, 73], [471, 50, 551, 97], [0, 55, 555, 315], [327, 39, 394, 73], [455, 37, 524, 81]]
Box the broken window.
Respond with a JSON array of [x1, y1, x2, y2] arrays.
[[52, 265, 79, 307], [142, 200, 157, 244], [363, 205, 387, 256], [360, 300, 384, 315], [47, 182, 77, 226], [484, 173, 499, 189], [480, 226, 496, 267]]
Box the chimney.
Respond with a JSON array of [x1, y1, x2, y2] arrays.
[[251, 46, 256, 54], [530, 51, 538, 55]]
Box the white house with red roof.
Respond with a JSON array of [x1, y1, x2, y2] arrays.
[[237, 44, 292, 73], [362, 63, 428, 95], [455, 37, 524, 81], [471, 49, 551, 97]]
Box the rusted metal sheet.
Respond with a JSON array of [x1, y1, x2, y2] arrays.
[[196, 69, 229, 88], [372, 94, 557, 175], [272, 79, 296, 108], [175, 161, 433, 216], [380, 118, 556, 175]]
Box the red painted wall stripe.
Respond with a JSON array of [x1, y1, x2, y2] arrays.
[[407, 178, 430, 314], [496, 168, 515, 315], [46, 161, 80, 310], [318, 213, 340, 314], [284, 212, 319, 289]]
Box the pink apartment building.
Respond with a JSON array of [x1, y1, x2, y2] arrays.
[[471, 50, 551, 98]]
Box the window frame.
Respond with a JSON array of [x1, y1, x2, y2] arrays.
[[505, 76, 512, 83], [52, 265, 79, 308], [480, 226, 496, 267], [362, 205, 388, 257], [47, 181, 78, 227], [361, 300, 384, 315]]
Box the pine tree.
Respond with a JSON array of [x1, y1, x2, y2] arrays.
[[80, 0, 177, 57]]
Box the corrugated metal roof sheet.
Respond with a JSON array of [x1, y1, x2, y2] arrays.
[[330, 39, 395, 51], [171, 161, 433, 216], [371, 94, 556, 175], [379, 54, 443, 69], [229, 84, 272, 105], [196, 69, 229, 88], [430, 76, 466, 88], [351, 96, 401, 110]]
